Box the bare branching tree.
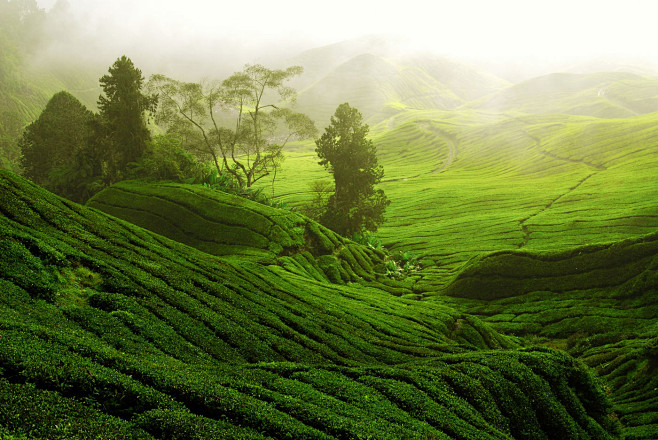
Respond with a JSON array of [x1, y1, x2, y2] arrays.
[[148, 64, 316, 187]]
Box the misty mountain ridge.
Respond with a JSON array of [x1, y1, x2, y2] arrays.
[[2, 8, 658, 437], [8, 24, 658, 128], [471, 71, 658, 118]]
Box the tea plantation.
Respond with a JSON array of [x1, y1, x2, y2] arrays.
[[0, 170, 623, 439]]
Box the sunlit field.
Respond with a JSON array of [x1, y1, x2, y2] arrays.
[[263, 109, 658, 290], [3, 1, 658, 436]]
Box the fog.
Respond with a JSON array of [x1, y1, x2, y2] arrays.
[[32, 0, 658, 81]]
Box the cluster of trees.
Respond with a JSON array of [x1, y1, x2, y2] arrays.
[[19, 56, 390, 235], [19, 56, 156, 202], [147, 65, 317, 189]]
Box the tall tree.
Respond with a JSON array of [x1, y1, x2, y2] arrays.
[[97, 55, 157, 182], [19, 90, 93, 187], [148, 64, 316, 188], [315, 103, 390, 236]]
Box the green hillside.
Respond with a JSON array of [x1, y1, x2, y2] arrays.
[[0, 170, 623, 439], [263, 109, 658, 290], [441, 234, 658, 438], [87, 180, 407, 292], [471, 72, 658, 118], [293, 51, 507, 125], [2, 20, 658, 438]]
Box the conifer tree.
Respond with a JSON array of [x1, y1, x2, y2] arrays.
[[97, 55, 157, 182], [315, 103, 390, 236]]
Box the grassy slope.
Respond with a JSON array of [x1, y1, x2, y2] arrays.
[[0, 170, 621, 439], [441, 233, 658, 439], [263, 110, 658, 291], [251, 102, 658, 438], [87, 180, 415, 295], [471, 72, 658, 118]]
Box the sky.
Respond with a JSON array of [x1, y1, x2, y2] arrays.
[[34, 0, 658, 72]]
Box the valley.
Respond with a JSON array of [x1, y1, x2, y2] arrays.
[[1, 12, 657, 438]]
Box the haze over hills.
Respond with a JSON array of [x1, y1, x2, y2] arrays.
[[291, 44, 509, 125], [471, 71, 658, 118], [2, 2, 658, 437]]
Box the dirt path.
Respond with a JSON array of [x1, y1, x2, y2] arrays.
[[381, 123, 458, 183], [523, 130, 607, 171], [420, 122, 458, 174], [517, 173, 597, 248], [515, 129, 607, 248]]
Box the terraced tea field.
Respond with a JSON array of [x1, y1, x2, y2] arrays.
[[246, 105, 658, 438], [2, 47, 658, 437], [263, 109, 658, 290], [0, 171, 623, 439]]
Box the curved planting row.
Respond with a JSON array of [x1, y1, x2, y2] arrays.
[[0, 170, 620, 439], [442, 235, 658, 438], [87, 181, 406, 292]]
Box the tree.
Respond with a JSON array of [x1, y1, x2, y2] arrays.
[[97, 55, 157, 182], [127, 134, 207, 183], [19, 90, 93, 187], [148, 64, 316, 188], [300, 179, 334, 221], [315, 103, 390, 236]]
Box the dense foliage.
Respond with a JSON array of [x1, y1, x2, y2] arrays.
[[148, 64, 316, 188], [18, 91, 93, 188], [96, 55, 157, 183], [315, 103, 390, 236], [0, 170, 620, 439], [16, 56, 162, 202]]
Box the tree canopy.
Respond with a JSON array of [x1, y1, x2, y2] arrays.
[[315, 102, 390, 236], [96, 55, 157, 182], [18, 56, 160, 202], [19, 90, 92, 188], [148, 64, 316, 188]]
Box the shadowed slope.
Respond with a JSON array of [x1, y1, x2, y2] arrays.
[[87, 180, 407, 292], [0, 170, 620, 439], [442, 235, 658, 438]]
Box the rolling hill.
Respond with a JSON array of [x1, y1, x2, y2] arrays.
[[0, 170, 622, 439], [291, 39, 508, 125], [86, 180, 410, 293], [265, 109, 658, 289], [245, 70, 658, 437], [470, 72, 658, 118], [441, 233, 658, 438], [2, 27, 658, 438]]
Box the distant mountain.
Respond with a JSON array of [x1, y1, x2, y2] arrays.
[[565, 56, 658, 76], [470, 71, 658, 117], [289, 37, 508, 124], [286, 34, 404, 88]]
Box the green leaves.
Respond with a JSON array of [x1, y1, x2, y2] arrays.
[[148, 64, 315, 189], [315, 103, 390, 236], [19, 91, 93, 188], [97, 56, 157, 181]]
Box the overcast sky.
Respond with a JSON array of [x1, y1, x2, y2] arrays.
[[35, 0, 658, 68]]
